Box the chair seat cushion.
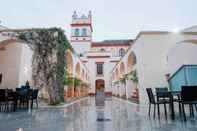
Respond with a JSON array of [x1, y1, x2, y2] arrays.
[[181, 101, 197, 104], [157, 99, 170, 104]]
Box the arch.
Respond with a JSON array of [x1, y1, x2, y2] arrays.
[[86, 73, 88, 80], [112, 72, 115, 81], [95, 79, 105, 93], [0, 39, 25, 50], [65, 50, 73, 76], [176, 40, 197, 45], [119, 62, 125, 77], [115, 68, 119, 80], [82, 69, 85, 80], [75, 62, 81, 78], [74, 28, 80, 36], [100, 48, 105, 52], [119, 48, 126, 57], [127, 51, 137, 73]]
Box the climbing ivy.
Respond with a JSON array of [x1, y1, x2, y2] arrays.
[[18, 28, 71, 104]]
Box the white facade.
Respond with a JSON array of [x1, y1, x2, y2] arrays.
[[0, 31, 91, 93], [70, 11, 92, 55], [111, 30, 197, 104], [1, 12, 197, 106], [0, 37, 33, 89], [70, 11, 131, 95], [167, 41, 197, 75]]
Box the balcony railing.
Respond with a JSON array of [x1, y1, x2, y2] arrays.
[[169, 65, 197, 91]]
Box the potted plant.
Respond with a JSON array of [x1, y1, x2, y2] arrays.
[[129, 69, 139, 103], [119, 74, 129, 99], [63, 71, 74, 99]]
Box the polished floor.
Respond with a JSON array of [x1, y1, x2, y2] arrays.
[[0, 97, 197, 131]]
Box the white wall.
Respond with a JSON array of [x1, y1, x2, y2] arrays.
[[0, 41, 34, 89], [85, 56, 116, 94], [167, 42, 197, 75], [0, 42, 22, 89], [71, 41, 91, 55], [132, 33, 197, 104], [18, 44, 33, 86]]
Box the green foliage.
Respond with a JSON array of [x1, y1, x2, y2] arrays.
[[119, 76, 127, 85], [63, 74, 82, 88], [114, 80, 120, 85], [115, 69, 139, 86], [81, 82, 89, 87], [129, 69, 139, 84], [73, 77, 82, 88]]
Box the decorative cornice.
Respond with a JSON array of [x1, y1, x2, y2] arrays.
[[87, 55, 110, 58], [71, 23, 93, 32], [71, 40, 91, 42], [91, 44, 130, 47], [71, 35, 91, 38], [110, 60, 119, 63]]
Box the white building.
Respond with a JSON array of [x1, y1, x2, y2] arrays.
[[111, 28, 197, 104], [0, 12, 197, 105], [0, 29, 91, 99], [70, 11, 132, 96]]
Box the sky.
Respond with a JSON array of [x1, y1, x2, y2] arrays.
[[0, 0, 197, 41]]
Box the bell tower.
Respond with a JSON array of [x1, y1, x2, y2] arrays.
[[70, 11, 93, 56]]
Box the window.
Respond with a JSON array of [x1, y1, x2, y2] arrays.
[[74, 28, 80, 36], [96, 63, 103, 75], [100, 48, 105, 52], [119, 48, 126, 57], [82, 28, 87, 36]]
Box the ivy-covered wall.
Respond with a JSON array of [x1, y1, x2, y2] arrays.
[[17, 28, 71, 104]]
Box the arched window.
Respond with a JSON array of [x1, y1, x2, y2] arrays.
[[119, 48, 126, 57], [74, 28, 80, 36], [82, 28, 87, 36], [100, 48, 105, 52]]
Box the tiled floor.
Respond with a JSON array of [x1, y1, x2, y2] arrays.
[[0, 97, 197, 131]]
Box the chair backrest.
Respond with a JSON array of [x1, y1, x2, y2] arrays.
[[181, 86, 197, 101], [146, 88, 156, 104], [0, 89, 6, 102], [155, 87, 169, 98], [155, 87, 168, 92], [32, 89, 39, 99], [16, 88, 21, 92], [21, 85, 30, 90], [7, 90, 17, 100], [19, 88, 29, 96]]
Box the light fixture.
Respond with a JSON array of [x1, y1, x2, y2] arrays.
[[172, 28, 179, 33]]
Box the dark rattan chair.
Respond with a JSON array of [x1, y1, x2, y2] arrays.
[[180, 86, 197, 121], [146, 88, 170, 118], [0, 89, 6, 112], [30, 89, 39, 109]]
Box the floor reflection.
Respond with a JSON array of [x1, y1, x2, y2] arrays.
[[0, 97, 197, 131]]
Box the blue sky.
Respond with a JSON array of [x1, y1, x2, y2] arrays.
[[0, 0, 197, 41]]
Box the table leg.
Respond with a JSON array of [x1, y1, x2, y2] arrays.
[[170, 95, 175, 120], [31, 99, 33, 109]]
